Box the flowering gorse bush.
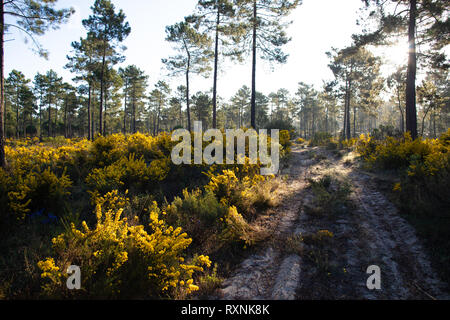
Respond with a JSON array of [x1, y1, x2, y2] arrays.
[[205, 169, 277, 218], [38, 190, 211, 299], [1, 131, 289, 299], [356, 129, 450, 216]]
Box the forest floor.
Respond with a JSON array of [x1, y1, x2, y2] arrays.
[[214, 143, 449, 300]]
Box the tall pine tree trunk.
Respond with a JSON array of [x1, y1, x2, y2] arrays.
[[88, 83, 92, 140], [99, 45, 106, 136], [92, 90, 95, 139], [212, 9, 220, 129], [0, 0, 5, 168], [64, 98, 68, 138], [397, 90, 404, 133], [406, 0, 418, 139], [103, 86, 108, 136], [15, 91, 19, 139], [343, 81, 348, 139], [132, 98, 136, 134], [53, 100, 57, 137], [186, 61, 191, 132], [123, 81, 127, 134], [250, 0, 257, 129], [346, 81, 352, 140], [48, 97, 51, 138], [39, 96, 42, 141]]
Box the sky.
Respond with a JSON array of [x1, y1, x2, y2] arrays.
[[4, 0, 407, 100]]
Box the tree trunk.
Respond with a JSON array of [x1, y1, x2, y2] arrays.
[[421, 106, 431, 137], [397, 90, 404, 133], [346, 81, 352, 140], [92, 90, 95, 139], [99, 45, 106, 136], [64, 98, 68, 138], [433, 111, 436, 138], [212, 9, 220, 129], [48, 97, 51, 138], [104, 86, 108, 136], [123, 80, 127, 134], [250, 0, 257, 129], [156, 96, 161, 134], [39, 94, 42, 140], [186, 64, 191, 132], [179, 99, 183, 127], [406, 0, 418, 139], [0, 0, 5, 167], [15, 91, 19, 139], [53, 100, 57, 137], [343, 81, 348, 139], [312, 104, 316, 136], [132, 97, 136, 134], [88, 83, 92, 140]]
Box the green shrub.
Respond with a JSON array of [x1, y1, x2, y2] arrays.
[[165, 189, 228, 244], [309, 132, 333, 147], [306, 174, 352, 217]]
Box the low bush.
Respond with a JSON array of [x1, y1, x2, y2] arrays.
[[309, 132, 333, 147], [205, 169, 277, 219], [37, 190, 211, 299], [165, 189, 228, 245], [306, 174, 352, 217]]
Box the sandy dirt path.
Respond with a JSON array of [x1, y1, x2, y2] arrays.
[[218, 144, 448, 300]]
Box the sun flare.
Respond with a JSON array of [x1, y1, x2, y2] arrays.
[[384, 40, 410, 67]]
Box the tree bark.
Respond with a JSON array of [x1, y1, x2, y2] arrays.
[[103, 86, 108, 136], [123, 80, 127, 134], [15, 90, 19, 139], [0, 0, 5, 168], [406, 0, 418, 139], [343, 80, 349, 139], [92, 90, 95, 138], [64, 98, 68, 138], [346, 80, 352, 140], [53, 98, 57, 137], [186, 62, 191, 132], [48, 96, 51, 138], [132, 95, 136, 134], [39, 93, 42, 140], [88, 83, 92, 140], [250, 0, 257, 129], [397, 89, 404, 133], [99, 45, 106, 136], [212, 9, 220, 129]]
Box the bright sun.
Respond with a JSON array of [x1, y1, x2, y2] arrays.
[[384, 40, 410, 67]]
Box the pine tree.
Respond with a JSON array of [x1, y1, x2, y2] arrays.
[[231, 85, 251, 128], [356, 0, 449, 139], [66, 35, 103, 140], [0, 0, 73, 166], [82, 0, 130, 137], [43, 70, 63, 138], [163, 19, 212, 131], [149, 81, 171, 135], [327, 46, 382, 139], [233, 0, 301, 128], [119, 65, 148, 134], [6, 70, 30, 139], [190, 0, 238, 128]]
